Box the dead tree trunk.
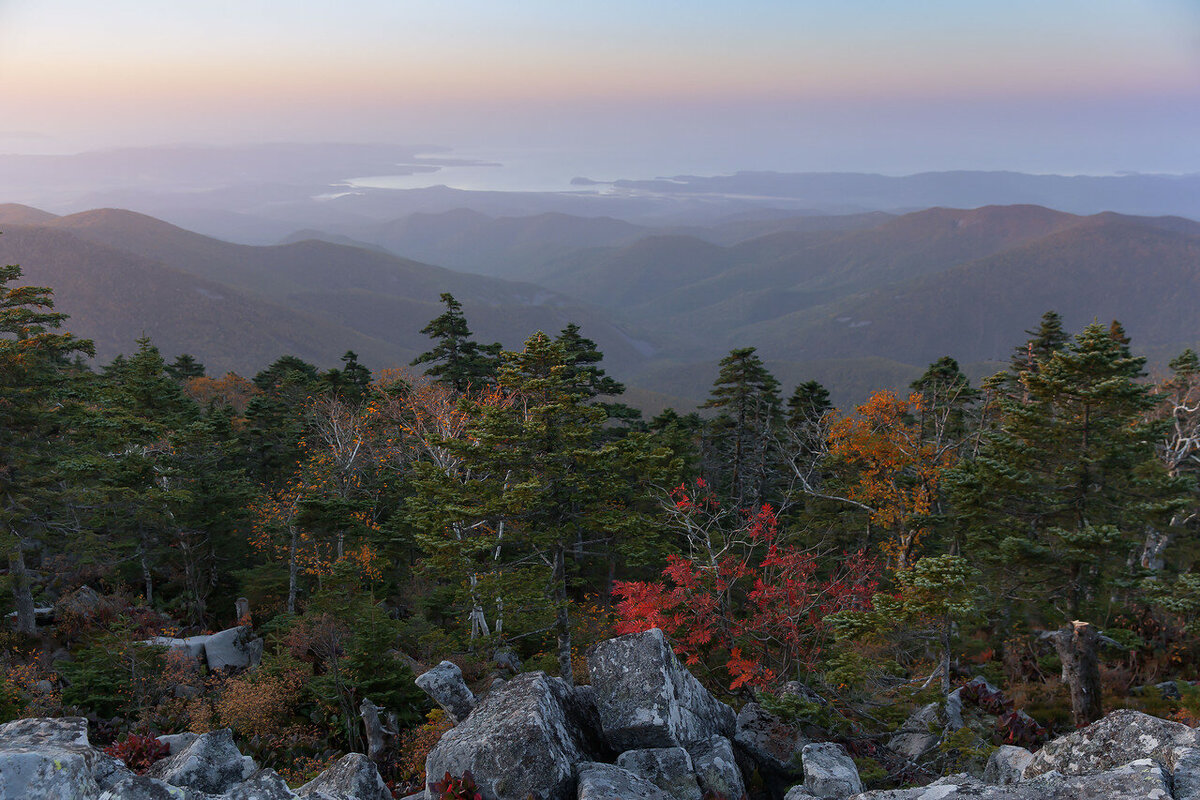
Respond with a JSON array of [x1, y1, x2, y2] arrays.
[[1045, 620, 1103, 727], [359, 698, 395, 764], [9, 542, 36, 635]]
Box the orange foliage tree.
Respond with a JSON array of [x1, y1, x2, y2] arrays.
[[827, 391, 957, 570]]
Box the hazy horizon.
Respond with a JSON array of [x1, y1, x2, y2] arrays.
[[2, 1, 1198, 179]]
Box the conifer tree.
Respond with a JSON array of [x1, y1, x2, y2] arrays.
[[950, 322, 1190, 622], [0, 265, 94, 632], [411, 293, 502, 393], [702, 347, 781, 506]]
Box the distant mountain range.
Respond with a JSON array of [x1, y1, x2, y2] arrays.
[[1, 200, 1197, 413]]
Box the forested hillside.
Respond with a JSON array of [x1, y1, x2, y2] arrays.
[[4, 255, 1200, 795]]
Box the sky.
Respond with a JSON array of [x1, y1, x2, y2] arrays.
[[1, 0, 1198, 176]]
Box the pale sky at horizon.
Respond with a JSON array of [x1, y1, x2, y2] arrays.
[[1, 0, 1198, 175]]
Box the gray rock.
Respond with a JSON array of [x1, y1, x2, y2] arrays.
[[416, 660, 477, 724], [227, 768, 300, 799], [203, 626, 263, 672], [587, 628, 736, 751], [686, 735, 745, 800], [146, 728, 256, 794], [887, 702, 942, 760], [53, 586, 112, 623], [297, 753, 389, 800], [801, 742, 862, 799], [143, 635, 209, 663], [733, 701, 806, 796], [0, 716, 130, 799], [1024, 708, 1200, 778], [1174, 747, 1200, 800], [0, 747, 100, 800], [576, 762, 673, 800], [783, 789, 820, 800], [157, 732, 200, 755], [848, 758, 1171, 798], [983, 746, 1034, 785], [617, 747, 701, 800], [99, 774, 209, 799], [424, 671, 596, 800]]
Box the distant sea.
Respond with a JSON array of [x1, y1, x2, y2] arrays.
[[340, 146, 761, 194]]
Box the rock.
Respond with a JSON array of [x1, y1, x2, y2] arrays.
[[983, 745, 1034, 785], [587, 628, 736, 751], [801, 742, 862, 799], [733, 701, 806, 798], [0, 746, 100, 799], [157, 732, 200, 755], [143, 635, 209, 663], [617, 747, 701, 800], [227, 768, 300, 800], [887, 702, 943, 760], [944, 689, 965, 731], [848, 758, 1171, 798], [424, 671, 597, 800], [175, 684, 203, 700], [53, 586, 115, 624], [146, 728, 256, 794], [203, 626, 263, 672], [1156, 680, 1183, 700], [576, 762, 673, 800], [686, 735, 745, 800], [0, 716, 129, 799], [1024, 708, 1200, 778], [783, 789, 820, 800], [415, 660, 477, 724], [492, 648, 521, 676], [99, 774, 204, 799], [297, 753, 390, 800], [4, 607, 54, 627], [1174, 747, 1200, 800]]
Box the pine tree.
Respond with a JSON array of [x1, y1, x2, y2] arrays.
[[411, 293, 502, 393], [165, 353, 206, 381]]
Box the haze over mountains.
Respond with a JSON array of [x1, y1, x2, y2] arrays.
[[2, 175, 1198, 411]]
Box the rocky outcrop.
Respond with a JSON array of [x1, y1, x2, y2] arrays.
[[983, 745, 1034, 785], [801, 742, 861, 799], [424, 671, 598, 800], [146, 728, 257, 794], [0, 716, 387, 800], [587, 628, 736, 751], [686, 735, 745, 800], [849, 758, 1172, 798], [1023, 708, 1200, 778], [142, 624, 264, 672], [576, 762, 672, 800], [733, 701, 807, 798], [416, 660, 477, 724], [297, 753, 390, 800], [616, 746, 701, 800]]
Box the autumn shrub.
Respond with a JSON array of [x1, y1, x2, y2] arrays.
[[429, 770, 484, 800], [215, 667, 306, 740], [394, 709, 454, 793], [104, 733, 169, 773]]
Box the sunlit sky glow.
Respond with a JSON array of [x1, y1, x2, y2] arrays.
[[1, 0, 1198, 175]]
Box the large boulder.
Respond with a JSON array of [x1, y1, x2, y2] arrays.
[[415, 660, 477, 724], [424, 671, 598, 800], [733, 701, 806, 798], [297, 753, 389, 800], [0, 716, 130, 799], [686, 735, 745, 800], [983, 745, 1034, 785], [616, 747, 701, 800], [143, 635, 208, 663], [203, 626, 264, 672], [576, 762, 673, 800], [587, 628, 736, 751], [1024, 708, 1200, 778], [228, 768, 301, 799], [887, 702, 943, 760], [99, 775, 205, 799], [847, 758, 1171, 799], [801, 743, 861, 799], [146, 728, 256, 794]]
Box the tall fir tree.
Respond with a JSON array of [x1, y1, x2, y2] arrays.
[[701, 347, 781, 506], [411, 293, 502, 393]]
